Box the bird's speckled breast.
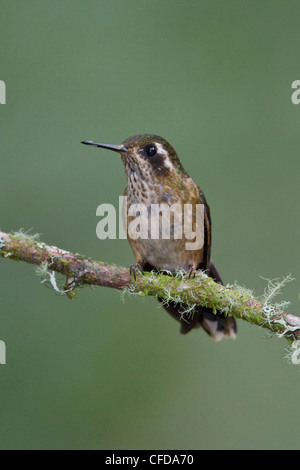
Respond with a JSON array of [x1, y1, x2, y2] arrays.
[[123, 172, 205, 272]]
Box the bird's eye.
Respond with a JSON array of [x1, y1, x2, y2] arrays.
[[145, 145, 157, 157]]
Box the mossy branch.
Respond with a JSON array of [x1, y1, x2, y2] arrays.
[[0, 229, 299, 345]]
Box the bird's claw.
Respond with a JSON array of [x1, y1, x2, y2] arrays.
[[130, 262, 144, 281], [186, 265, 197, 279]]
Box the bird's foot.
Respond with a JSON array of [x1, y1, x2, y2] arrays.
[[130, 262, 144, 281], [186, 264, 197, 279]]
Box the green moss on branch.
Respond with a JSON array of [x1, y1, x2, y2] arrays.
[[0, 229, 299, 343]]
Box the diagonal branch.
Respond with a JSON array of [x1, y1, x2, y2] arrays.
[[0, 230, 299, 343]]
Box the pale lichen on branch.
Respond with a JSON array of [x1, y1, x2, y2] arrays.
[[0, 229, 299, 356]]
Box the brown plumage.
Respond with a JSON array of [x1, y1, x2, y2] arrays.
[[82, 134, 236, 340]]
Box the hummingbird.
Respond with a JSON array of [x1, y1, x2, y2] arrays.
[[82, 134, 236, 341]]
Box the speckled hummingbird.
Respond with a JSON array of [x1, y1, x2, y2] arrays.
[[82, 134, 236, 341]]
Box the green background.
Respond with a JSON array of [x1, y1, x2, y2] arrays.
[[1, 0, 300, 450]]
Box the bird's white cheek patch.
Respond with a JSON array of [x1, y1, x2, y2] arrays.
[[163, 159, 173, 169], [156, 143, 169, 157], [155, 143, 174, 170]]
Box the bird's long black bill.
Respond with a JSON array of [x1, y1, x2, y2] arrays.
[[81, 140, 128, 153]]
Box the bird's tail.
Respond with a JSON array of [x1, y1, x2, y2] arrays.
[[158, 261, 237, 341]]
